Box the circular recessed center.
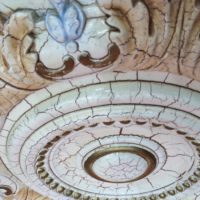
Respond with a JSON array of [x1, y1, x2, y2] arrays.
[[84, 147, 157, 183]]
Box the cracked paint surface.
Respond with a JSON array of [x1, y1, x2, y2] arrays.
[[0, 0, 200, 199], [0, 72, 200, 199], [92, 152, 148, 183], [0, 0, 200, 89]]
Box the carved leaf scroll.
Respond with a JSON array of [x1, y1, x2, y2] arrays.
[[0, 11, 50, 89], [4, 188, 50, 200], [0, 0, 199, 87]]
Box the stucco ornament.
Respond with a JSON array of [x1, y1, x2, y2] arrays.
[[0, 0, 123, 89], [36, 0, 121, 80], [45, 0, 86, 43], [1, 1, 200, 199], [0, 0, 199, 89], [1, 71, 200, 200]]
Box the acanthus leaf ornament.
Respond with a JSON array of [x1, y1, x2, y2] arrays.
[[0, 185, 13, 197], [0, 0, 121, 88], [4, 188, 50, 200], [35, 56, 75, 80], [37, 0, 121, 80], [78, 43, 120, 68], [45, 0, 86, 43], [0, 0, 200, 89]]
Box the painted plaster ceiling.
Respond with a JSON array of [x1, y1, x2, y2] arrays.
[[0, 0, 200, 200]]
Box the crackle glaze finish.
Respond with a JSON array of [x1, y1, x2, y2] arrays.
[[0, 0, 200, 200]]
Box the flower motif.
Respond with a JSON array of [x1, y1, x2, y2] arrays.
[[46, 0, 86, 43]]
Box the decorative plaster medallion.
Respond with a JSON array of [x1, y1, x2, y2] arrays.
[[1, 72, 200, 200], [1, 0, 200, 199]]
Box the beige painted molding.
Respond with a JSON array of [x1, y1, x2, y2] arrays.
[[0, 0, 200, 200], [4, 188, 50, 200], [0, 0, 200, 90]]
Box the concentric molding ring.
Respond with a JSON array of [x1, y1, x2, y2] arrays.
[[1, 71, 200, 200], [34, 118, 200, 199], [83, 146, 157, 184]]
